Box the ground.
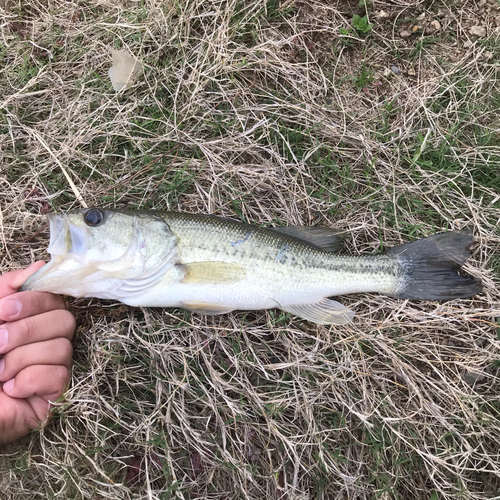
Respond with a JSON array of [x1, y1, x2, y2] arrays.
[[0, 0, 499, 499]]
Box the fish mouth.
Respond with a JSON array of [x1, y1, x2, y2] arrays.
[[20, 214, 91, 293]]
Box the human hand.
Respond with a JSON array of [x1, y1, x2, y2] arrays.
[[0, 262, 76, 445]]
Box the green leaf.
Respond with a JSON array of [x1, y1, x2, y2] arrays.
[[352, 14, 373, 34]]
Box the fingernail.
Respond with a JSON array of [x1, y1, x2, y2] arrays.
[[3, 378, 14, 392], [0, 299, 22, 319], [0, 358, 4, 375], [0, 328, 7, 350]]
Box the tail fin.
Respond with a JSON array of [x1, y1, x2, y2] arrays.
[[388, 231, 481, 300]]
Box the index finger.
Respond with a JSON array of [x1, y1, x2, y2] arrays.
[[0, 262, 46, 300], [0, 291, 66, 323]]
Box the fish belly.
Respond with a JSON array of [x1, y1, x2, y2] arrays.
[[118, 280, 327, 310]]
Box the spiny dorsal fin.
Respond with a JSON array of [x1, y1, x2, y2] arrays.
[[269, 226, 348, 252], [283, 298, 355, 325], [180, 261, 246, 284]]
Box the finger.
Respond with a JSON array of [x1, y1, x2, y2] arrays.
[[0, 338, 73, 382], [2, 364, 70, 400], [27, 394, 59, 425], [0, 291, 66, 323], [0, 262, 46, 300], [0, 309, 76, 355], [0, 390, 39, 446]]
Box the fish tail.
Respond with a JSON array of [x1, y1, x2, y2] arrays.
[[388, 230, 482, 300]]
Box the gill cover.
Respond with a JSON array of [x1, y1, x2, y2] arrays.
[[20, 209, 178, 300]]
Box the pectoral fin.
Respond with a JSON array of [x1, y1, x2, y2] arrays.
[[270, 226, 348, 252], [180, 261, 246, 284], [181, 301, 234, 315], [283, 298, 355, 325]]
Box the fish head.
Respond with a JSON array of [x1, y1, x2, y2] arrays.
[[21, 208, 177, 298]]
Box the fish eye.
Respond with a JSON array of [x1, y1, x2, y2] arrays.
[[84, 209, 104, 227]]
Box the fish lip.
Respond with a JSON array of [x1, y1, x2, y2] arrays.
[[20, 213, 90, 292], [21, 214, 70, 291], [46, 213, 69, 256], [46, 213, 89, 257], [19, 254, 66, 292]]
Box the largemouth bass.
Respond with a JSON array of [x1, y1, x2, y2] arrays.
[[20, 209, 481, 324]]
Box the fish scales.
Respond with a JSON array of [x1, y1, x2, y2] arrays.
[[163, 211, 399, 296]]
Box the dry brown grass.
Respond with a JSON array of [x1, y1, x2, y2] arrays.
[[1, 0, 499, 498]]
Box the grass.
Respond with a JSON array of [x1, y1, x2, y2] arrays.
[[1, 0, 499, 499]]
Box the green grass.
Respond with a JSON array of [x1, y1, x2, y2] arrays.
[[410, 36, 440, 58]]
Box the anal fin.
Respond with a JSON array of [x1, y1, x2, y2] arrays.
[[283, 298, 354, 325]]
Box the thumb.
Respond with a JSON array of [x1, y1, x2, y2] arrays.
[[0, 262, 46, 299]]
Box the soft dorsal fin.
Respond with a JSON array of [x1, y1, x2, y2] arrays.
[[282, 298, 355, 325], [180, 261, 246, 284], [269, 226, 348, 252]]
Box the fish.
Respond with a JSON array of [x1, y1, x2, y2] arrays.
[[20, 208, 482, 325]]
